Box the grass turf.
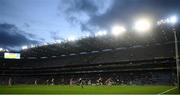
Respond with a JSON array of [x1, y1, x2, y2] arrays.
[[0, 85, 179, 94]]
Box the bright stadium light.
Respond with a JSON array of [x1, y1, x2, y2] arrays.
[[169, 16, 178, 24], [157, 15, 178, 25], [0, 48, 3, 51], [43, 43, 48, 45], [134, 18, 152, 33], [95, 30, 107, 36], [67, 36, 77, 41], [22, 45, 28, 50], [111, 25, 126, 36], [30, 44, 35, 48], [55, 40, 62, 43]]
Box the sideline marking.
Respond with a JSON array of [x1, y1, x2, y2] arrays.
[[158, 87, 177, 95]]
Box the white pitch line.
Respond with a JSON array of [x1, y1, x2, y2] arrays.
[[158, 87, 177, 95]]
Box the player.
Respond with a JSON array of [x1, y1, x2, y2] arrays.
[[8, 77, 12, 86], [51, 78, 54, 85], [79, 78, 84, 88], [34, 80, 37, 85]]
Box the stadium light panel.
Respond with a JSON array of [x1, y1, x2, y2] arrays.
[[157, 16, 178, 25], [111, 25, 126, 36], [30, 44, 35, 48], [56, 40, 62, 43], [43, 43, 48, 45], [169, 16, 177, 24], [22, 45, 28, 50], [134, 18, 152, 33], [67, 36, 77, 41], [95, 30, 107, 36], [0, 48, 3, 51]]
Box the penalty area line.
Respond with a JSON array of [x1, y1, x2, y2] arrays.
[[158, 87, 177, 95]]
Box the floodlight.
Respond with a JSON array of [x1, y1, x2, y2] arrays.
[[0, 48, 3, 51], [43, 43, 48, 45], [67, 36, 76, 41], [31, 44, 35, 48], [56, 40, 62, 43], [95, 30, 107, 36], [169, 16, 177, 24], [22, 45, 28, 50], [134, 18, 152, 32], [111, 25, 126, 36]]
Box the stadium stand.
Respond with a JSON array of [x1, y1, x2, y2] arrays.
[[0, 26, 179, 86]]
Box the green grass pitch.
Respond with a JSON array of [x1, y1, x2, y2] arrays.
[[0, 85, 179, 94]]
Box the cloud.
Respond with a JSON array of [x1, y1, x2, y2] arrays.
[[23, 23, 30, 28], [0, 23, 39, 49], [58, 0, 113, 32], [88, 0, 180, 29], [50, 31, 64, 41], [58, 0, 180, 32]]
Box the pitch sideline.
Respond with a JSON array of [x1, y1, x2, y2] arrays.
[[158, 87, 177, 95]]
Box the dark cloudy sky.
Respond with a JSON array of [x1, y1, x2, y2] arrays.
[[0, 0, 180, 50]]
